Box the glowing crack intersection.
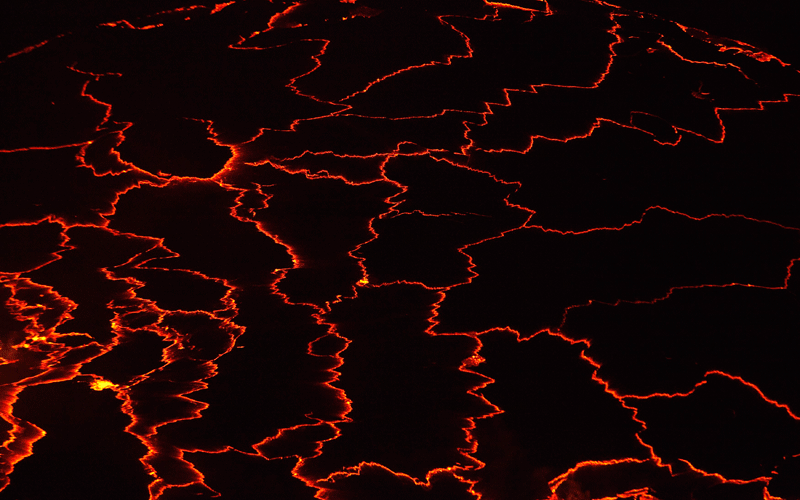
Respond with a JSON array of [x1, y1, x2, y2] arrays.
[[1, 0, 799, 499]]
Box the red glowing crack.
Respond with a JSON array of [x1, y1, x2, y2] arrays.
[[1, 1, 799, 499]]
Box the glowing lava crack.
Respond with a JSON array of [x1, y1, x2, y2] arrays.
[[1, 0, 799, 499]]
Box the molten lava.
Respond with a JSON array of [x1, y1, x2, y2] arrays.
[[1, 0, 799, 499]]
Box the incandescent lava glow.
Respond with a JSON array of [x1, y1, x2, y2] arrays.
[[89, 379, 120, 391], [1, 0, 799, 499]]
